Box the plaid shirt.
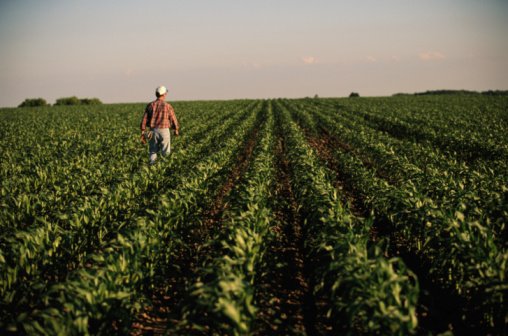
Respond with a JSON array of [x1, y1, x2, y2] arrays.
[[140, 99, 179, 131]]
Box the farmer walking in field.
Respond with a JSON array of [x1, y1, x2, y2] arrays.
[[140, 85, 180, 164]]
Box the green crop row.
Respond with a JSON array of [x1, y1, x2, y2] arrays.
[[275, 100, 419, 335], [0, 100, 262, 334], [179, 101, 276, 335], [0, 101, 254, 317], [321, 96, 508, 164], [1, 96, 506, 334], [285, 98, 507, 332], [293, 98, 507, 244]]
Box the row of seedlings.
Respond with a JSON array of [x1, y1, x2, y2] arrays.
[[177, 102, 277, 335], [0, 101, 254, 328], [288, 99, 506, 332], [0, 101, 261, 334], [276, 100, 419, 335], [298, 98, 506, 245]]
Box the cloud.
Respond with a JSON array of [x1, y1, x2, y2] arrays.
[[302, 56, 317, 64], [419, 51, 446, 61], [366, 56, 377, 63]]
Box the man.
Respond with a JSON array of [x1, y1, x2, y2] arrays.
[[140, 85, 179, 164]]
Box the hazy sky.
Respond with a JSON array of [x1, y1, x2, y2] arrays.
[[1, 0, 507, 106]]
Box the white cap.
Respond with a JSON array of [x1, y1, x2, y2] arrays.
[[156, 86, 168, 96]]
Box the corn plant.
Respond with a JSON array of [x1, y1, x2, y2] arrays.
[[276, 100, 419, 335], [180, 101, 276, 335]]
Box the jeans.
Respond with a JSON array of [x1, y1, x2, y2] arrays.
[[149, 128, 171, 164]]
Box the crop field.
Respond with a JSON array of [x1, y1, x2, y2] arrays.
[[0, 95, 507, 335]]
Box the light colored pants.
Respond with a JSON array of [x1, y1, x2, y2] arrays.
[[149, 128, 171, 164]]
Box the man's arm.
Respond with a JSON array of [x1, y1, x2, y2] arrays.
[[140, 104, 151, 144], [141, 103, 153, 132], [168, 103, 179, 135], [140, 111, 148, 132]]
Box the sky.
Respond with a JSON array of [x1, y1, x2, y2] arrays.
[[0, 0, 507, 106]]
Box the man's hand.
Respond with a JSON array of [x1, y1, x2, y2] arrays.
[[140, 132, 147, 144], [175, 129, 180, 136]]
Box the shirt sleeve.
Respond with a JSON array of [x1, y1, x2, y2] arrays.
[[140, 104, 151, 131], [168, 103, 179, 130]]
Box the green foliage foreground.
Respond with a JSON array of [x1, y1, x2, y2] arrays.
[[0, 95, 506, 335]]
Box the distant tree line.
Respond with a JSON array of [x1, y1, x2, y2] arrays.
[[304, 92, 361, 99], [393, 90, 508, 97], [18, 98, 50, 108], [54, 96, 102, 106], [18, 96, 103, 108]]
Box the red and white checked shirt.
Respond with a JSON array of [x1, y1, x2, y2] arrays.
[[140, 99, 179, 131]]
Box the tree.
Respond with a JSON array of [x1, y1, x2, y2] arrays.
[[54, 96, 103, 105], [349, 92, 360, 98], [55, 96, 81, 106], [80, 98, 102, 105], [18, 98, 49, 108]]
